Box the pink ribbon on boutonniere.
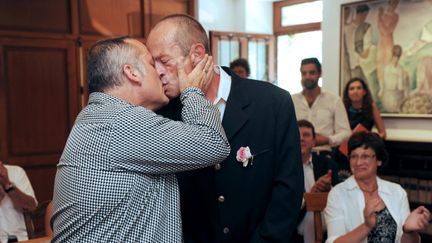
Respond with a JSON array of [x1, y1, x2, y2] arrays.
[[236, 146, 254, 167]]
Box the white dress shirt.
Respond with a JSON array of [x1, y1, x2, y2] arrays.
[[212, 66, 232, 120], [324, 176, 410, 243], [0, 165, 37, 243], [292, 91, 351, 152]]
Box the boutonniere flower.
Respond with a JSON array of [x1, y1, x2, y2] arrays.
[[236, 146, 254, 167]]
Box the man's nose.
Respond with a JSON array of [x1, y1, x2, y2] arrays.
[[155, 63, 165, 78]]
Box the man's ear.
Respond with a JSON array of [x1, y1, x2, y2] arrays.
[[189, 43, 206, 67], [123, 64, 141, 85]]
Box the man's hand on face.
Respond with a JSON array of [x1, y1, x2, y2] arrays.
[[177, 54, 214, 93]]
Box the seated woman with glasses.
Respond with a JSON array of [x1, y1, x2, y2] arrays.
[[324, 132, 430, 243]]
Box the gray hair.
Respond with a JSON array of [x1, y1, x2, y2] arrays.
[[88, 36, 146, 93]]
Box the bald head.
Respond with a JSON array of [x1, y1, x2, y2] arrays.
[[146, 14, 211, 99], [151, 14, 210, 55]]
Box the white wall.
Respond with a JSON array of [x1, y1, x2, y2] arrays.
[[198, 0, 273, 34], [322, 0, 432, 142]]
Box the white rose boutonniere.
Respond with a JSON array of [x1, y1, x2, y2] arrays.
[[236, 146, 253, 167]]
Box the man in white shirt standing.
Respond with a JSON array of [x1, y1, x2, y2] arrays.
[[0, 161, 37, 242], [292, 58, 351, 157]]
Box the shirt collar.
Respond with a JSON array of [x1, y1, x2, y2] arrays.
[[344, 175, 392, 195], [213, 66, 231, 105]]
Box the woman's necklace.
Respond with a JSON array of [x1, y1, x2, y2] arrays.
[[359, 185, 378, 196]]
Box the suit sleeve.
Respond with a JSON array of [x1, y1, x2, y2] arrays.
[[249, 93, 304, 242]]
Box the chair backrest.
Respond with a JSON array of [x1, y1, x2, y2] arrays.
[[23, 200, 53, 239], [304, 192, 329, 243]]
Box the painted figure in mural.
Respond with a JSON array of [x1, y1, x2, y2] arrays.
[[377, 0, 399, 88], [380, 45, 409, 113], [416, 56, 432, 95], [344, 4, 378, 99]]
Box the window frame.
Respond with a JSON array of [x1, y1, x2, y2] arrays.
[[273, 0, 321, 35], [209, 31, 275, 82]]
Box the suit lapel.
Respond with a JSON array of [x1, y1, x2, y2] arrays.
[[221, 67, 250, 140]]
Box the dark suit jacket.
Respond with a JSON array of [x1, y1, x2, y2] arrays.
[[311, 153, 339, 187], [159, 67, 304, 243]]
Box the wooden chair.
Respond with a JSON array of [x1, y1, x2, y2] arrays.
[[18, 236, 52, 243], [304, 192, 329, 243], [23, 200, 53, 239]]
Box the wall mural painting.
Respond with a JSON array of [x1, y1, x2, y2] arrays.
[[340, 0, 432, 117]]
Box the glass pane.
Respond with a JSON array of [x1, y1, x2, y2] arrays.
[[281, 1, 322, 26], [276, 31, 322, 94], [248, 41, 268, 81], [218, 40, 240, 66]]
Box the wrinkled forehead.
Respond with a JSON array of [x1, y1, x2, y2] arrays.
[[147, 27, 182, 55], [148, 22, 178, 45]]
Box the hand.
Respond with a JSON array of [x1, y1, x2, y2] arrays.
[[315, 133, 330, 146], [0, 161, 11, 188], [311, 170, 332, 192], [403, 206, 431, 233], [363, 197, 382, 230], [177, 54, 214, 93]]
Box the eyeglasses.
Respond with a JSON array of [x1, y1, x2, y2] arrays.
[[349, 154, 376, 161]]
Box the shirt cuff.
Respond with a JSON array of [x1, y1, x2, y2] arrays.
[[180, 87, 205, 102]]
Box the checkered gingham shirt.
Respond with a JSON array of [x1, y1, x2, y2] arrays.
[[52, 87, 230, 243]]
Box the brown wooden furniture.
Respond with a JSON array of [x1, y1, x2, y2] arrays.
[[23, 200, 53, 239], [18, 236, 52, 243], [304, 192, 329, 243]]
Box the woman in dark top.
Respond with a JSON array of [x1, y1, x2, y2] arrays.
[[343, 78, 386, 139]]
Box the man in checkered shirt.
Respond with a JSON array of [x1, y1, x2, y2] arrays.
[[51, 37, 230, 242]]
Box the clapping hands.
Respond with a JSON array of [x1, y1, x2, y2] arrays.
[[363, 197, 384, 230], [403, 206, 431, 233]]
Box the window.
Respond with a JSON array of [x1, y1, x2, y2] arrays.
[[210, 31, 275, 82], [273, 0, 322, 94]]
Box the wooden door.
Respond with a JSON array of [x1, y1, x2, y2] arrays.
[[0, 37, 80, 202]]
